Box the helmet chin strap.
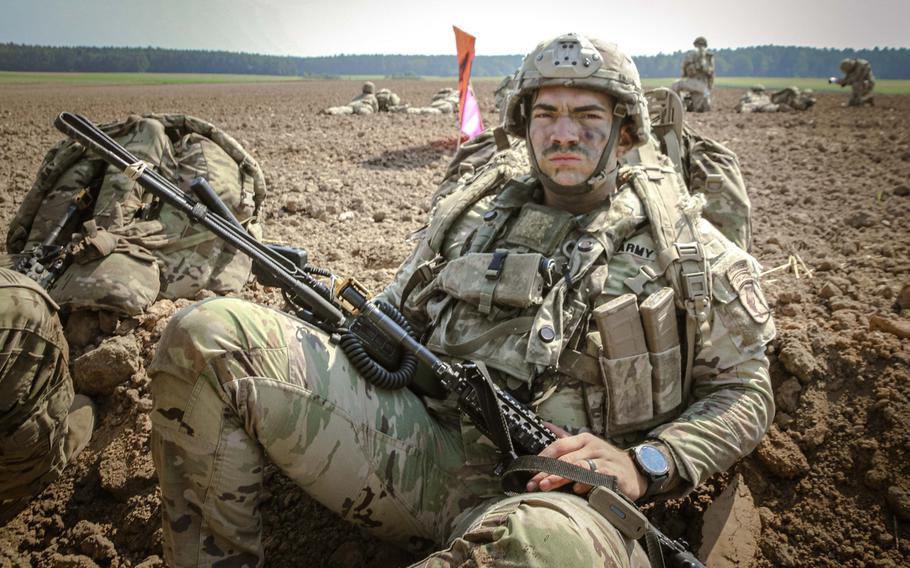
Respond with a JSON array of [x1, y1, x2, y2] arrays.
[[528, 104, 627, 197]]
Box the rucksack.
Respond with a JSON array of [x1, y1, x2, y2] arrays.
[[6, 114, 267, 316], [638, 87, 751, 251]]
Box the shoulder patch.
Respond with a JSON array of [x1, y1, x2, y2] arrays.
[[726, 259, 771, 323]]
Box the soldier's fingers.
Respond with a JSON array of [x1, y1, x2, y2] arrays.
[[527, 455, 586, 492], [537, 433, 591, 458], [537, 474, 573, 492], [534, 453, 604, 492], [527, 462, 574, 492], [543, 422, 570, 439], [572, 481, 593, 495]]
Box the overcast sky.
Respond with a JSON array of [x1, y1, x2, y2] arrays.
[[1, 0, 907, 57]]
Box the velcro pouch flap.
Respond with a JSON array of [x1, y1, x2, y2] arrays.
[[435, 252, 545, 309]]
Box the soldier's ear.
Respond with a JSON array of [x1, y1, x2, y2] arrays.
[[617, 124, 635, 153]]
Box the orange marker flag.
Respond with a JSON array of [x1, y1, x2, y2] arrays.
[[453, 26, 484, 139]]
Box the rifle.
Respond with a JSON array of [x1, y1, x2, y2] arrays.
[[14, 188, 92, 288], [54, 111, 704, 568]]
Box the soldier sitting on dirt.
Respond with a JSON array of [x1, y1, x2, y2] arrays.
[[0, 267, 95, 525], [736, 85, 816, 113], [150, 33, 774, 567], [829, 58, 875, 107]]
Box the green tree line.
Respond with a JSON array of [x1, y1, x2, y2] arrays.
[[1, 43, 908, 79]]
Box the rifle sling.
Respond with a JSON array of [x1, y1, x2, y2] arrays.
[[499, 454, 618, 494], [442, 317, 535, 357]]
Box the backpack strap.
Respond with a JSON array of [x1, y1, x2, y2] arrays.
[[620, 157, 712, 406], [148, 114, 268, 217]]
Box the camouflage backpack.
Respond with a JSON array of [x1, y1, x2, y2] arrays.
[[640, 88, 751, 251], [6, 114, 266, 316]]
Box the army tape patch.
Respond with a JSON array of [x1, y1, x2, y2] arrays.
[[727, 259, 771, 323]]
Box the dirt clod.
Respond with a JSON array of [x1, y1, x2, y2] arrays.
[[755, 426, 810, 479], [73, 335, 142, 395]]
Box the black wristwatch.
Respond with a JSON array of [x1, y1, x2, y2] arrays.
[[629, 442, 670, 500]]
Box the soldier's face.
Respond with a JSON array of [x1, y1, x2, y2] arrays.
[[529, 86, 615, 187]]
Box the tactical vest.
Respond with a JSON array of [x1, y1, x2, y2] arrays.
[[7, 114, 266, 316], [401, 135, 715, 437]]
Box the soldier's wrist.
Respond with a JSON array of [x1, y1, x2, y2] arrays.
[[630, 439, 679, 499]]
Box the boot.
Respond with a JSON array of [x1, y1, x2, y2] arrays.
[[63, 394, 96, 462]]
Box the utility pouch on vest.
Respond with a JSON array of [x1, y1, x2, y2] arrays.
[[503, 203, 574, 256], [586, 291, 684, 436], [593, 294, 653, 433], [434, 252, 545, 313], [641, 287, 682, 415]]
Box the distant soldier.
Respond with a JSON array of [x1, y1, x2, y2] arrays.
[[829, 58, 875, 107], [322, 81, 380, 115], [375, 87, 402, 112], [394, 87, 462, 115], [429, 87, 460, 113], [736, 85, 816, 113], [0, 267, 95, 524], [735, 85, 777, 113], [671, 36, 715, 112], [770, 86, 816, 111]]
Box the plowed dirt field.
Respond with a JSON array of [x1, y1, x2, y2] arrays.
[[0, 80, 908, 567]]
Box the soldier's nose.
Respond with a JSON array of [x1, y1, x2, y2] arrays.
[[550, 117, 581, 145]]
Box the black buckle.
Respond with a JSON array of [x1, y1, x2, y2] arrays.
[[486, 250, 509, 280]]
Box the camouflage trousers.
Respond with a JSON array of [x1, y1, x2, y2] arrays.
[[671, 78, 712, 112], [0, 267, 74, 514], [150, 298, 646, 567], [324, 102, 376, 115], [849, 79, 875, 106]]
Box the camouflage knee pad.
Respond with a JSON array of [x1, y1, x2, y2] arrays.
[[416, 492, 647, 568]]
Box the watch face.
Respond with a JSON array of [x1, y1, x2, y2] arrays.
[[637, 445, 670, 477]]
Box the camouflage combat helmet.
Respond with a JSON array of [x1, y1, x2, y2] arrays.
[[694, 36, 708, 48], [503, 33, 651, 195], [751, 84, 766, 93], [362, 81, 376, 94], [840, 58, 856, 73]]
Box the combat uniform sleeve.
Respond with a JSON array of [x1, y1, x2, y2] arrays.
[[373, 235, 434, 308], [647, 226, 776, 495]]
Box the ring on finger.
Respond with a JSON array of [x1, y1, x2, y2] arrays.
[[584, 458, 597, 472]]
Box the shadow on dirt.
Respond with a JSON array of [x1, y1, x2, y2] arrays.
[[362, 139, 458, 170]]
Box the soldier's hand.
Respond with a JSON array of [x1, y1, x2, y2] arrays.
[[526, 424, 648, 501]]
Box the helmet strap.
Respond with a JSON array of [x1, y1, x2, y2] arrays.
[[528, 103, 628, 197]]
